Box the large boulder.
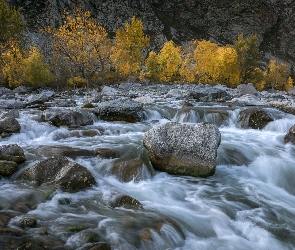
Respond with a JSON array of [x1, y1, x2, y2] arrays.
[[238, 108, 274, 129], [0, 161, 18, 176], [0, 144, 26, 163], [143, 122, 221, 177], [93, 99, 144, 123], [0, 117, 21, 137], [41, 109, 93, 127], [236, 83, 258, 96], [189, 86, 229, 102], [284, 124, 295, 144], [19, 156, 96, 192]]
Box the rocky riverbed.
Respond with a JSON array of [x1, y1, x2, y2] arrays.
[[1, 82, 295, 250]]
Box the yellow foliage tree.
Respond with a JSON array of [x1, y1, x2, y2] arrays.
[[157, 40, 182, 82], [234, 34, 260, 84], [194, 40, 240, 87], [264, 60, 289, 90], [179, 40, 198, 83], [46, 9, 112, 86], [194, 40, 219, 83], [24, 46, 52, 86], [285, 76, 294, 91], [111, 16, 149, 79], [1, 41, 26, 88], [140, 51, 160, 82], [215, 46, 240, 87]]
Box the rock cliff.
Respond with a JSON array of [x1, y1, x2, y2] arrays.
[[7, 0, 295, 64]]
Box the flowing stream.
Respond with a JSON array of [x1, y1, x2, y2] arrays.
[[1, 98, 295, 250]]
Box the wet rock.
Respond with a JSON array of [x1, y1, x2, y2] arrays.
[[133, 96, 154, 104], [110, 194, 142, 209], [0, 87, 14, 97], [0, 144, 26, 163], [278, 106, 295, 116], [41, 109, 93, 127], [111, 159, 144, 182], [143, 122, 221, 177], [288, 87, 295, 96], [26, 90, 55, 105], [37, 146, 95, 159], [166, 89, 184, 98], [189, 86, 229, 102], [0, 160, 18, 176], [284, 124, 295, 144], [230, 94, 266, 106], [17, 243, 45, 250], [5, 202, 37, 213], [19, 217, 37, 228], [0, 213, 12, 228], [0, 117, 21, 136], [19, 156, 96, 192], [237, 83, 258, 96], [93, 99, 143, 123], [96, 148, 120, 159], [54, 98, 77, 107], [0, 227, 25, 237], [238, 108, 274, 129], [101, 86, 119, 96], [13, 86, 28, 94], [85, 232, 100, 243], [91, 243, 112, 250], [68, 225, 90, 232], [1, 110, 20, 119]]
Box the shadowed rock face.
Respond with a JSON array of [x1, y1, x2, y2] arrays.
[[19, 156, 96, 192], [143, 122, 221, 177], [8, 0, 295, 63]]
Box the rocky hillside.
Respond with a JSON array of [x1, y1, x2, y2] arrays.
[[7, 0, 295, 65]]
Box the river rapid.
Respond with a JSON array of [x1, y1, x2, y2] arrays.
[[1, 86, 295, 250]]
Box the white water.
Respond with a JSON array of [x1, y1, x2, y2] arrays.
[[1, 104, 295, 250]]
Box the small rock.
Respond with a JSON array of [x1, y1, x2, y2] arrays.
[[0, 144, 26, 163], [110, 194, 142, 209], [238, 108, 274, 129], [101, 86, 119, 96], [0, 160, 18, 176], [41, 109, 93, 128], [96, 148, 120, 159], [19, 217, 37, 228], [237, 83, 258, 96], [133, 96, 154, 104], [0, 117, 21, 135], [19, 156, 96, 192], [284, 124, 295, 144]]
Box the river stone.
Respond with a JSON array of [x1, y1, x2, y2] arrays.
[[0, 160, 18, 176], [96, 148, 120, 159], [133, 96, 154, 104], [41, 109, 93, 127], [101, 86, 119, 96], [36, 146, 95, 159], [93, 99, 143, 123], [19, 217, 37, 228], [110, 194, 142, 209], [189, 87, 229, 102], [111, 159, 144, 182], [0, 144, 26, 163], [284, 124, 295, 144], [0, 117, 21, 135], [237, 83, 258, 96], [27, 90, 55, 105], [143, 122, 221, 177], [238, 108, 274, 129], [20, 156, 96, 192]]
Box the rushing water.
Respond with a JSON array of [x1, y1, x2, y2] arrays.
[[1, 100, 295, 250]]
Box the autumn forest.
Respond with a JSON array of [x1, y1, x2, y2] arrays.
[[0, 0, 294, 91]]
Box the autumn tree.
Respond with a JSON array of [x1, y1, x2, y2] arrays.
[[46, 9, 112, 86], [179, 40, 198, 83], [194, 40, 219, 83], [215, 45, 240, 87], [157, 40, 182, 82], [234, 34, 260, 84], [1, 41, 26, 87], [24, 46, 52, 86], [140, 51, 160, 82], [264, 60, 289, 90], [111, 16, 149, 80], [0, 0, 25, 47]]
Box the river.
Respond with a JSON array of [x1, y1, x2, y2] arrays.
[[0, 94, 295, 250]]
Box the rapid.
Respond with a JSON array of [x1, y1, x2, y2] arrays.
[[1, 94, 295, 250]]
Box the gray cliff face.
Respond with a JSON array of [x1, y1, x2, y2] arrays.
[[7, 0, 295, 64]]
